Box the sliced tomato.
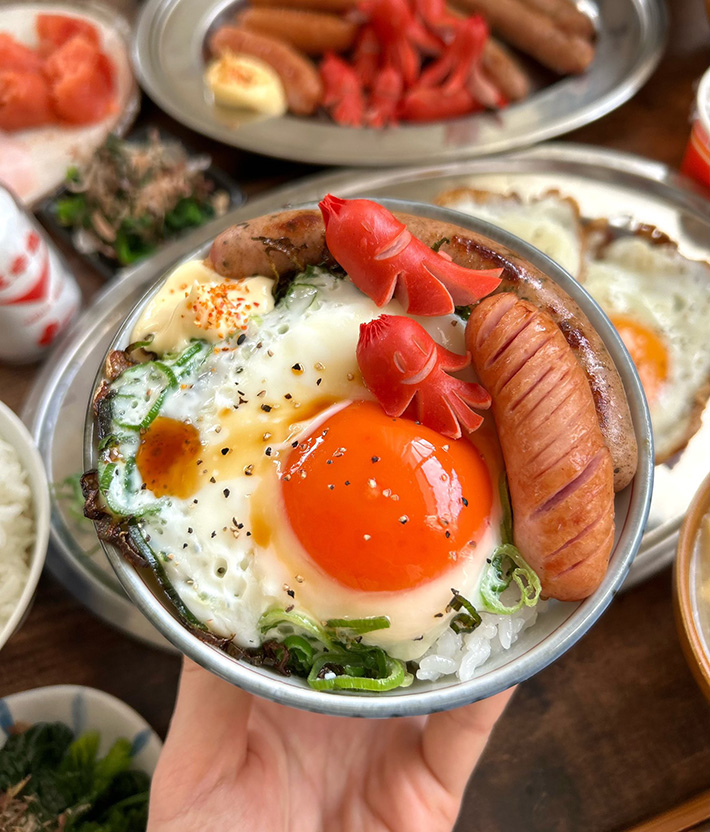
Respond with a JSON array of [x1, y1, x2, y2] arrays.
[[0, 70, 52, 131], [36, 14, 100, 55], [44, 35, 114, 125], [0, 33, 42, 73]]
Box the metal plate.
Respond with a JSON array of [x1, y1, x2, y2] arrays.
[[23, 141, 706, 646], [131, 0, 667, 166]]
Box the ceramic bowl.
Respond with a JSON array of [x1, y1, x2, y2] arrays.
[[0, 400, 50, 652], [674, 474, 710, 700], [84, 199, 654, 718], [0, 684, 162, 772]]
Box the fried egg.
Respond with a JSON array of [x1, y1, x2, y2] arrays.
[[436, 188, 585, 281], [126, 264, 503, 662], [584, 234, 710, 463]]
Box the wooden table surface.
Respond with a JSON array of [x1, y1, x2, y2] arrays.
[[2, 1, 710, 830]]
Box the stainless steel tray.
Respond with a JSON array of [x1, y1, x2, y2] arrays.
[[132, 0, 667, 166], [24, 142, 708, 646]]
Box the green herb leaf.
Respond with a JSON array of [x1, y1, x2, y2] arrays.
[[55, 195, 87, 227], [0, 722, 73, 791], [454, 305, 472, 321]]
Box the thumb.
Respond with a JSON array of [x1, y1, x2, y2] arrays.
[[163, 658, 253, 771]]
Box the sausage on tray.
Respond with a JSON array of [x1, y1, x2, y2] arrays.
[[450, 0, 595, 74], [209, 26, 323, 115], [249, 0, 359, 11], [467, 293, 615, 601], [234, 8, 359, 56], [208, 209, 637, 491], [481, 38, 531, 102], [524, 0, 596, 39]]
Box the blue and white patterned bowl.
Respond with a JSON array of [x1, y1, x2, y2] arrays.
[[0, 684, 162, 773]]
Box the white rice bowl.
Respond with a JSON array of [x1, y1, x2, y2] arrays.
[[0, 401, 49, 651]]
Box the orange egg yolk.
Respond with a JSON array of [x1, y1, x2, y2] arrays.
[[280, 401, 492, 593], [611, 315, 668, 404]]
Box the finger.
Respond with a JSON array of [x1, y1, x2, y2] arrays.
[[165, 658, 253, 770], [421, 687, 515, 796]]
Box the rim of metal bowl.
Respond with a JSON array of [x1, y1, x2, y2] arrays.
[[84, 199, 654, 718]]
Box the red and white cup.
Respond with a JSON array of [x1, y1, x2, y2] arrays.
[[681, 67, 710, 187], [0, 186, 80, 363]]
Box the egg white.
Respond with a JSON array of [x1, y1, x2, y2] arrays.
[[132, 264, 501, 661], [584, 235, 710, 462]]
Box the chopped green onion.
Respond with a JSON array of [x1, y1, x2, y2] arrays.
[[499, 473, 514, 545], [324, 615, 391, 634], [259, 608, 334, 648], [307, 652, 406, 692], [480, 543, 542, 615], [128, 525, 207, 630], [283, 635, 315, 675], [447, 591, 482, 634]]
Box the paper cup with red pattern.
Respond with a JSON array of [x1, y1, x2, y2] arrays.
[[0, 187, 80, 363], [681, 67, 710, 187]]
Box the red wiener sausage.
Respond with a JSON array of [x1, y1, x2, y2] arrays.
[[467, 292, 615, 601]]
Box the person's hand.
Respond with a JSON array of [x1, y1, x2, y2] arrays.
[[148, 658, 513, 832]]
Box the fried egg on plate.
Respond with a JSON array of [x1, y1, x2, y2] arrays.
[[126, 263, 503, 662], [584, 233, 710, 463], [436, 188, 585, 281]]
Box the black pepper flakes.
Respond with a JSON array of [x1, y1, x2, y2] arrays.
[[210, 476, 216, 483], [445, 531, 451, 539], [187, 527, 193, 534], [221, 447, 230, 456], [223, 488, 230, 498], [462, 497, 469, 507], [244, 464, 254, 476], [211, 531, 217, 539], [371, 456, 380, 463], [265, 447, 272, 456], [345, 480, 350, 486], [316, 378, 322, 386], [261, 404, 272, 412], [286, 588, 295, 598], [292, 363, 303, 372], [237, 333, 246, 345]]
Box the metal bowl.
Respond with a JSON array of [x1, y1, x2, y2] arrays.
[[84, 199, 654, 717]]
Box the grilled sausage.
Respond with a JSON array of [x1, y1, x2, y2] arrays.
[[249, 0, 359, 10], [208, 208, 637, 490], [209, 26, 323, 115], [467, 293, 615, 601], [524, 0, 596, 39], [481, 38, 531, 103], [235, 8, 358, 56], [450, 0, 594, 74]]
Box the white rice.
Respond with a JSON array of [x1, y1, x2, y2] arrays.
[[416, 596, 549, 683], [0, 437, 34, 633]]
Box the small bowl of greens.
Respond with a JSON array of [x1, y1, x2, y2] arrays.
[[41, 128, 243, 278], [0, 685, 161, 830]]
